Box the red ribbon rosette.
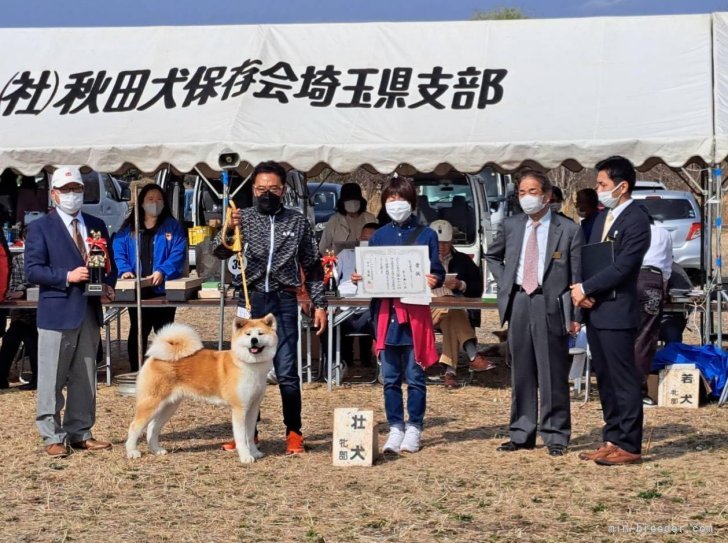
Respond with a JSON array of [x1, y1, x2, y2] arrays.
[[322, 253, 338, 284], [86, 233, 112, 273]]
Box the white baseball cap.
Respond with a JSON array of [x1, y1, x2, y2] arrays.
[[430, 219, 453, 242], [51, 166, 83, 188]]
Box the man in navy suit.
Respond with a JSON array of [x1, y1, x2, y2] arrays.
[[25, 166, 116, 458], [571, 156, 651, 466]]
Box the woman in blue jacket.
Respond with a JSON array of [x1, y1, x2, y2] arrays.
[[113, 183, 187, 372]]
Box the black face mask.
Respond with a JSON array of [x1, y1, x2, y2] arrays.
[[256, 191, 282, 215]]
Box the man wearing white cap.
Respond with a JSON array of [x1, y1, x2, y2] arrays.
[[25, 166, 115, 458], [430, 220, 494, 389]]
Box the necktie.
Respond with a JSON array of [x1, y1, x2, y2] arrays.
[[522, 220, 540, 294], [72, 218, 88, 262], [601, 211, 615, 242]]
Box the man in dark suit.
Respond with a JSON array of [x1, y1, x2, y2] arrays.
[[25, 166, 116, 458], [485, 170, 583, 457], [571, 156, 651, 466]]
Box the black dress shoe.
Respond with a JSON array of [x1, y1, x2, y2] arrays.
[[497, 441, 534, 452], [547, 444, 567, 457]]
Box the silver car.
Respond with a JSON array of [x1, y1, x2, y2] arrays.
[[632, 190, 701, 269]]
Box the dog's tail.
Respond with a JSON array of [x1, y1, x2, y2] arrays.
[[145, 323, 204, 362]]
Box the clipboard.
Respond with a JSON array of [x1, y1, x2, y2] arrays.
[[581, 241, 616, 300], [557, 290, 573, 336]]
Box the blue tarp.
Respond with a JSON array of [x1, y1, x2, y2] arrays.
[[653, 343, 728, 398]]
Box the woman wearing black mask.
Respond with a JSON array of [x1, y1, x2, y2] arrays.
[[113, 182, 187, 372]]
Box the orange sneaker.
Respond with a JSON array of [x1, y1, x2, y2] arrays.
[[285, 431, 305, 455], [220, 434, 259, 451]]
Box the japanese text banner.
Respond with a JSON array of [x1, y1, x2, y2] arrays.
[[0, 15, 715, 174]]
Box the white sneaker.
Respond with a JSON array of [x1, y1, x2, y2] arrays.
[[399, 424, 422, 453], [382, 426, 405, 454]]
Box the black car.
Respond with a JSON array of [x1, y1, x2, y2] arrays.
[[308, 182, 341, 238]]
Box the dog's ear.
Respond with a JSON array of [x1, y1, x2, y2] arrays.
[[233, 317, 247, 330], [262, 313, 277, 332]]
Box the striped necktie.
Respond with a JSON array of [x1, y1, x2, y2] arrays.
[[72, 218, 88, 261], [522, 220, 540, 294], [601, 211, 615, 242]]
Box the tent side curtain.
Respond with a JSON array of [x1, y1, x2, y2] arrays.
[[0, 14, 717, 175], [714, 12, 728, 164]]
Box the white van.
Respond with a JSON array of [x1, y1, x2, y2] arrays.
[[79, 172, 130, 235], [412, 168, 512, 297]]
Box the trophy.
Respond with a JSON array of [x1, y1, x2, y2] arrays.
[[322, 249, 339, 297], [85, 230, 110, 296]]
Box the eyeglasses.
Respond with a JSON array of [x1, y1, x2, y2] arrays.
[[254, 186, 284, 195], [56, 186, 84, 194]]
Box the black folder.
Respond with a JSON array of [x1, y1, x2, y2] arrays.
[[581, 241, 616, 300]]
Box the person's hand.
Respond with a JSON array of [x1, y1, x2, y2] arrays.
[[121, 272, 135, 279], [443, 275, 461, 290], [150, 271, 164, 286], [68, 266, 90, 283], [314, 308, 327, 335], [100, 284, 115, 304], [569, 321, 581, 335], [580, 297, 596, 309], [227, 209, 243, 231], [351, 272, 362, 284], [5, 291, 23, 300], [426, 274, 438, 289]]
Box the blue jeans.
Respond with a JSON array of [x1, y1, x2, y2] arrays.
[[380, 345, 426, 430], [249, 290, 301, 433]]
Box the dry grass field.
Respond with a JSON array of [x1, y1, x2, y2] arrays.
[[0, 306, 726, 542]]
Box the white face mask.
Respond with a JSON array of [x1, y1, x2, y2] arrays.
[[597, 183, 625, 209], [56, 192, 84, 215], [344, 200, 360, 214], [549, 203, 562, 213], [519, 194, 546, 216], [143, 202, 164, 217], [385, 200, 412, 223]]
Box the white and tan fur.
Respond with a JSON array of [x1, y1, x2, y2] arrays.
[[125, 314, 277, 464]]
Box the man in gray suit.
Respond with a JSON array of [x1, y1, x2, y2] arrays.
[[485, 170, 583, 456]]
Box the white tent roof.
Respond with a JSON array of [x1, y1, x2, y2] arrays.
[[0, 14, 718, 175]]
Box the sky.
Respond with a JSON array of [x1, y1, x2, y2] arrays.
[[1, 0, 727, 27]]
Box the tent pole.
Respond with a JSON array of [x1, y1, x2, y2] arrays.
[[133, 184, 143, 370], [218, 170, 230, 350]]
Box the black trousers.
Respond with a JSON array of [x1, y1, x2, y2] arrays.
[[0, 320, 38, 384], [635, 267, 664, 393], [127, 307, 177, 371], [587, 326, 643, 454]]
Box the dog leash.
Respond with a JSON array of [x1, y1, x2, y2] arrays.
[[223, 200, 251, 319]]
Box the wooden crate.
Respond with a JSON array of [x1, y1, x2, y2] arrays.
[[165, 277, 204, 302], [114, 277, 153, 302]]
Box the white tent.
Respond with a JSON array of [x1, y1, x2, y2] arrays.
[[1, 12, 726, 399], [0, 14, 718, 175]]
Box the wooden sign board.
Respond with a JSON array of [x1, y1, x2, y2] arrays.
[[658, 365, 700, 409], [332, 408, 379, 467]]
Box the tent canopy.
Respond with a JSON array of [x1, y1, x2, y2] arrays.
[[0, 14, 720, 175]]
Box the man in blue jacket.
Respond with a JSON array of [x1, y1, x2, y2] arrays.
[[25, 166, 116, 458]]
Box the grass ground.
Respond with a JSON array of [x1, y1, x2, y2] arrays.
[[0, 306, 726, 542]]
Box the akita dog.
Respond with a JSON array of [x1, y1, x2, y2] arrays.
[[125, 314, 276, 464]]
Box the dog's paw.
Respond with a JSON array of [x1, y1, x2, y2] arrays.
[[238, 453, 256, 464], [251, 448, 265, 459], [153, 448, 168, 456], [127, 450, 142, 459]]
